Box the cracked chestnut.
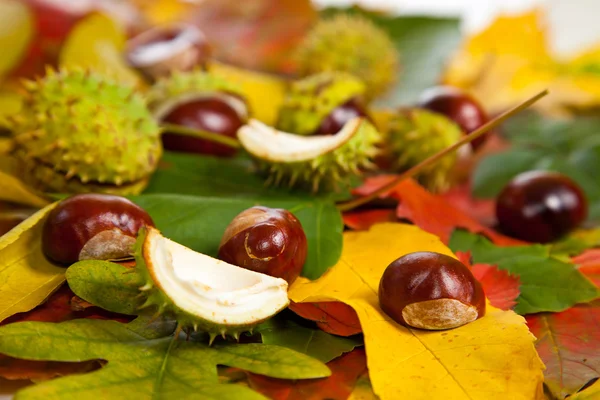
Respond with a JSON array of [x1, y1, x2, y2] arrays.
[[378, 251, 485, 330], [126, 22, 210, 81], [218, 206, 307, 285], [42, 193, 154, 265]]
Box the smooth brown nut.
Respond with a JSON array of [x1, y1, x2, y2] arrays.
[[126, 22, 210, 81], [378, 251, 485, 330], [218, 206, 307, 284], [42, 193, 154, 266]]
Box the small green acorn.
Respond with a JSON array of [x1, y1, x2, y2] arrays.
[[296, 14, 400, 101], [385, 109, 463, 192], [7, 68, 162, 195]]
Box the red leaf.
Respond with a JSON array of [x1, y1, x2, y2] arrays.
[[439, 183, 497, 227], [343, 209, 397, 231], [455, 252, 520, 310], [353, 176, 524, 246], [289, 302, 361, 337], [573, 249, 600, 288], [526, 301, 600, 399], [247, 348, 367, 400], [0, 284, 129, 381]]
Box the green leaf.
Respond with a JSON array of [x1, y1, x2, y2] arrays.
[[131, 193, 343, 280], [66, 260, 144, 315], [551, 228, 600, 257], [472, 113, 600, 222], [0, 0, 33, 79], [0, 203, 65, 322], [0, 319, 330, 400], [322, 8, 461, 106], [449, 230, 600, 315], [255, 317, 362, 363]]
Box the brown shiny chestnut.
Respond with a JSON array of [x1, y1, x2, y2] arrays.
[[379, 251, 485, 330], [218, 206, 308, 284], [42, 194, 154, 266], [160, 96, 246, 157], [126, 22, 210, 81], [496, 171, 588, 243], [418, 86, 490, 150], [315, 98, 370, 136]]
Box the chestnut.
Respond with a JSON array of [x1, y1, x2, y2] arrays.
[[378, 252, 485, 330], [496, 171, 588, 243], [160, 96, 246, 157], [126, 22, 210, 82], [315, 98, 370, 136], [418, 86, 490, 150], [218, 206, 307, 285], [42, 193, 154, 266]]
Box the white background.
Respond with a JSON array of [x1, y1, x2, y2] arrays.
[[2, 0, 599, 397]]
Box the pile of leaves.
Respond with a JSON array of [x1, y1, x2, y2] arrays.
[[1, 1, 600, 399]]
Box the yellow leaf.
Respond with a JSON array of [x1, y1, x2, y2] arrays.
[[0, 0, 33, 79], [569, 380, 600, 400], [0, 203, 65, 322], [289, 223, 545, 400], [59, 13, 142, 87], [0, 157, 49, 208], [130, 0, 194, 25], [348, 373, 379, 400], [210, 61, 287, 126]]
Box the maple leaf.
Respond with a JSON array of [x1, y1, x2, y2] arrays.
[[289, 223, 544, 400], [353, 176, 522, 245], [247, 348, 367, 400], [0, 319, 331, 399], [455, 252, 520, 311], [526, 301, 600, 399], [342, 209, 397, 232], [288, 302, 362, 337], [439, 184, 497, 227], [450, 230, 599, 314]]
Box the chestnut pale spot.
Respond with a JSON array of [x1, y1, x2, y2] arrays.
[[79, 229, 136, 261], [402, 299, 478, 330]]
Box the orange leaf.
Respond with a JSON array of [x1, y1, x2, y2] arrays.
[[439, 183, 497, 227], [247, 348, 367, 400], [342, 209, 397, 231], [573, 249, 600, 288], [353, 176, 523, 246], [289, 301, 361, 337]]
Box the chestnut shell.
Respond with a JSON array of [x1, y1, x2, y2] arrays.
[[496, 171, 588, 243], [218, 206, 307, 284], [378, 251, 485, 330], [42, 193, 154, 265]]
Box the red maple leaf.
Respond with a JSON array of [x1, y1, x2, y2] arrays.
[[455, 252, 520, 311], [439, 183, 497, 227], [288, 302, 361, 337], [352, 176, 524, 246], [247, 348, 367, 400]]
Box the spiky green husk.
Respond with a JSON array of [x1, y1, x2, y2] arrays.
[[296, 14, 400, 100], [148, 70, 246, 116], [277, 71, 366, 135], [259, 120, 382, 192], [134, 229, 263, 343], [386, 109, 462, 192], [8, 68, 161, 194]]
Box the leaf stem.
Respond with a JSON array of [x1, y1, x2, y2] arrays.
[[336, 89, 550, 212], [160, 123, 241, 149]]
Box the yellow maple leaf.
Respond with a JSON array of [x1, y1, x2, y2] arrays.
[[569, 379, 600, 400], [289, 223, 545, 400], [444, 10, 600, 116]]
